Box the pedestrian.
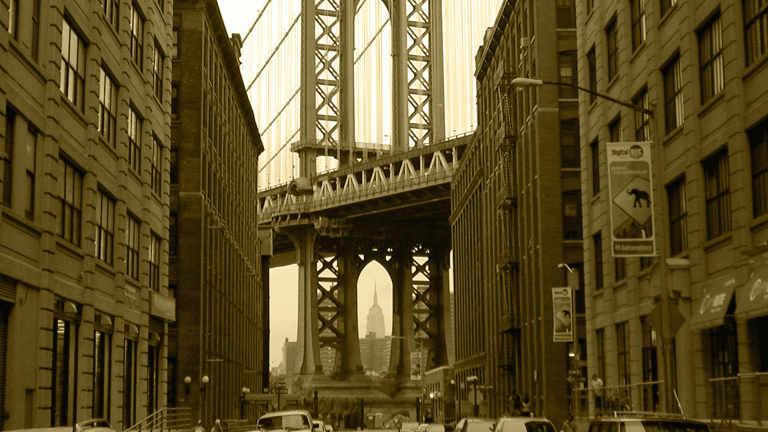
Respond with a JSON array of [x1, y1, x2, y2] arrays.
[[194, 420, 205, 432], [592, 374, 604, 416], [561, 413, 577, 432], [211, 419, 222, 432]]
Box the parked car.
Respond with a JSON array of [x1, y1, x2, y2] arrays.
[[402, 422, 421, 432], [455, 418, 495, 432], [255, 410, 320, 432], [426, 424, 446, 432], [494, 417, 557, 432], [5, 418, 116, 432], [312, 420, 326, 432], [324, 425, 335, 432], [587, 413, 709, 432]]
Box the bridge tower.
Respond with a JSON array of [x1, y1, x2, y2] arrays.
[[276, 0, 450, 400]]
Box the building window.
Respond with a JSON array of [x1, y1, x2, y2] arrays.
[[3, 109, 15, 207], [101, 0, 119, 31], [663, 55, 684, 134], [147, 344, 160, 413], [606, 19, 618, 81], [750, 119, 768, 217], [631, 0, 646, 50], [129, 3, 144, 68], [8, 0, 17, 38], [60, 19, 86, 110], [99, 67, 118, 146], [591, 140, 600, 196], [58, 158, 82, 246], [31, 0, 41, 60], [24, 126, 37, 220], [169, 213, 178, 255], [123, 336, 138, 426], [559, 52, 578, 98], [633, 89, 651, 141], [172, 27, 179, 58], [594, 232, 603, 290], [641, 316, 660, 411], [710, 317, 739, 419], [617, 321, 630, 386], [95, 189, 115, 265], [667, 177, 688, 255], [704, 149, 731, 239], [556, 0, 575, 28], [699, 13, 724, 104], [126, 215, 140, 280], [609, 117, 622, 142], [561, 120, 579, 168], [587, 47, 597, 104], [661, 0, 677, 16], [170, 148, 178, 185], [149, 233, 160, 291], [151, 137, 162, 196], [745, 0, 768, 66], [596, 328, 605, 379], [128, 107, 141, 172], [640, 256, 654, 270], [615, 257, 626, 281], [152, 40, 165, 100], [93, 315, 112, 420], [171, 85, 179, 120], [52, 300, 79, 427], [563, 190, 582, 240]]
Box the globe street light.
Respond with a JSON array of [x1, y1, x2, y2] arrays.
[[466, 376, 479, 416]]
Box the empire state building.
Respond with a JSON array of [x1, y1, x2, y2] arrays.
[[366, 287, 386, 337]]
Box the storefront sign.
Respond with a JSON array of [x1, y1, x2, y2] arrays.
[[737, 253, 768, 320], [690, 273, 736, 331], [606, 142, 656, 257]]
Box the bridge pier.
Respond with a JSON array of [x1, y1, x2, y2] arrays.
[[279, 222, 452, 398]]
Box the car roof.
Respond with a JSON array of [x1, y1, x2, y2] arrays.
[[259, 410, 312, 419], [590, 413, 707, 424]]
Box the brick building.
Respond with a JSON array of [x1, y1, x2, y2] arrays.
[[0, 0, 174, 429], [577, 0, 768, 423], [171, 0, 265, 425], [450, 0, 583, 423]]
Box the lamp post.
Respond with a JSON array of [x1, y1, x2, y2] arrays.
[[509, 78, 654, 116], [241, 387, 251, 419], [512, 77, 682, 414], [466, 376, 479, 416]]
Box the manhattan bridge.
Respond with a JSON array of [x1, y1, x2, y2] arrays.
[[235, 0, 502, 402]]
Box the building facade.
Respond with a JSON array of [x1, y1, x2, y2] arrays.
[[450, 0, 583, 424], [171, 0, 265, 425], [1, 0, 174, 429], [577, 0, 768, 423]]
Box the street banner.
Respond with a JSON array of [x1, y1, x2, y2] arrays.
[[606, 142, 656, 257], [410, 351, 422, 380], [552, 287, 573, 342]]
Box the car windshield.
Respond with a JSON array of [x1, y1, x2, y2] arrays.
[[258, 415, 310, 430], [500, 422, 555, 432]]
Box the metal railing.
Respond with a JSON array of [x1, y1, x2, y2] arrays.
[[570, 381, 668, 418], [709, 372, 768, 425], [124, 407, 193, 432]]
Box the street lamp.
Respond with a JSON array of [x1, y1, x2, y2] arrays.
[[466, 376, 479, 416], [241, 387, 251, 419], [510, 78, 654, 116]]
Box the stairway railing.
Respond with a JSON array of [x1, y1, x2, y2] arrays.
[[124, 407, 193, 432]]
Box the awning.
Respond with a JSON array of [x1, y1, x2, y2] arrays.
[[737, 254, 768, 320], [690, 273, 736, 331]]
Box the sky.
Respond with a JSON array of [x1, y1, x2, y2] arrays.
[[215, 0, 499, 366]]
